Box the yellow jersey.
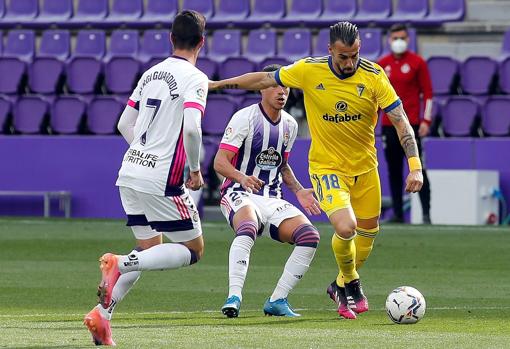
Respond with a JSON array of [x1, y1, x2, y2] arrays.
[[275, 56, 400, 176]]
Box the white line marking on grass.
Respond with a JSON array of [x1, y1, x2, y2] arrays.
[[1, 306, 509, 319]]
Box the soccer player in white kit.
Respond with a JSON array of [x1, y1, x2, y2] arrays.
[[215, 65, 322, 318], [84, 11, 208, 346]]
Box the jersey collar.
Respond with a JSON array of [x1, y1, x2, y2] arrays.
[[258, 103, 281, 126], [328, 56, 361, 80]]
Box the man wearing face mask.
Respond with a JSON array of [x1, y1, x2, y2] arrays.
[[378, 23, 432, 224]]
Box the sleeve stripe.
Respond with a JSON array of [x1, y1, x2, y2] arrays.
[[127, 99, 139, 110], [219, 143, 239, 154], [383, 99, 402, 113], [284, 151, 290, 160], [274, 68, 285, 87], [184, 101, 205, 116]]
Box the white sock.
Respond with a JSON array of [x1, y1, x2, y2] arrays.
[[118, 243, 192, 273], [228, 235, 255, 301], [270, 246, 316, 302], [101, 270, 141, 320]]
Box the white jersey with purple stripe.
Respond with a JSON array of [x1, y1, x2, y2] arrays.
[[219, 103, 298, 198], [116, 56, 208, 196]]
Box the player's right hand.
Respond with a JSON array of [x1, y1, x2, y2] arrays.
[[186, 170, 204, 191], [240, 175, 264, 193], [405, 170, 423, 193]]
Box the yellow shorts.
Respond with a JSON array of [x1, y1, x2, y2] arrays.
[[310, 168, 381, 219]]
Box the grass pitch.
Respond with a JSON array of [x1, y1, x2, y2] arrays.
[[0, 218, 509, 348]]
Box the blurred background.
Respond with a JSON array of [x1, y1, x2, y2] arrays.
[[0, 0, 509, 226]]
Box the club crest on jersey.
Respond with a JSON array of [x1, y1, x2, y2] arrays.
[[255, 147, 282, 170], [356, 84, 365, 97], [401, 63, 411, 74], [335, 101, 348, 112]]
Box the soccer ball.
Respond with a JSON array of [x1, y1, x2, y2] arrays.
[[385, 286, 426, 324]]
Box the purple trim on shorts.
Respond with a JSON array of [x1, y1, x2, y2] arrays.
[[126, 214, 149, 226], [150, 219, 193, 232], [292, 224, 320, 248]]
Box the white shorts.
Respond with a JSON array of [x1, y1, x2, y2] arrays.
[[219, 190, 304, 240], [119, 186, 202, 242]]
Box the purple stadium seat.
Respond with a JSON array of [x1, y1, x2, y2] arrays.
[[422, 0, 465, 25], [279, 0, 322, 26], [139, 30, 171, 69], [0, 58, 26, 94], [135, 0, 177, 27], [499, 56, 510, 94], [51, 96, 86, 134], [34, 0, 73, 27], [240, 94, 261, 109], [39, 30, 70, 61], [0, 97, 11, 133], [427, 56, 459, 95], [105, 0, 143, 26], [196, 57, 217, 80], [218, 58, 257, 95], [69, 0, 108, 27], [313, 28, 330, 57], [312, 0, 357, 26], [210, 0, 249, 27], [359, 28, 382, 62], [4, 30, 35, 62], [244, 29, 277, 63], [1, 0, 37, 25], [13, 96, 49, 134], [502, 28, 510, 58], [279, 29, 312, 63], [104, 31, 140, 94], [209, 30, 241, 62], [385, 0, 428, 24], [382, 27, 417, 55], [182, 0, 213, 20], [0, 0, 4, 19], [28, 59, 64, 94], [87, 97, 123, 135], [66, 31, 106, 94], [244, 0, 284, 27], [460, 56, 497, 95], [482, 96, 510, 137], [441, 97, 479, 137], [354, 0, 392, 25], [203, 95, 237, 135]]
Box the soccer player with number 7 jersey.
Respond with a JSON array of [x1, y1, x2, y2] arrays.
[[84, 11, 208, 345], [209, 22, 423, 319]]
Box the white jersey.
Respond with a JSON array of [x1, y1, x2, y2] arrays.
[[116, 56, 208, 196], [219, 103, 298, 198]]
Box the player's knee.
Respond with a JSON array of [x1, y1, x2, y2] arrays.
[[292, 224, 320, 248], [335, 222, 357, 239], [234, 220, 258, 241]]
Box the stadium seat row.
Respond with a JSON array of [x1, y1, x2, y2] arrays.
[[1, 94, 509, 138], [0, 0, 465, 29]]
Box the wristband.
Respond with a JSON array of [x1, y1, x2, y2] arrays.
[[408, 157, 422, 171]]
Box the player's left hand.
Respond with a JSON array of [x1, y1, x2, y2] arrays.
[[418, 122, 430, 137], [296, 188, 321, 216], [405, 170, 423, 193], [186, 170, 204, 191]]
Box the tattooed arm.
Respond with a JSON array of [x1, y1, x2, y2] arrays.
[[281, 160, 321, 216], [209, 71, 278, 91], [387, 103, 424, 193]]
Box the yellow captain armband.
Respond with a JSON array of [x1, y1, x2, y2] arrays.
[[408, 157, 422, 172]]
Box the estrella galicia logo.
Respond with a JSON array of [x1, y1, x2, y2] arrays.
[[255, 147, 282, 170], [335, 101, 348, 112]]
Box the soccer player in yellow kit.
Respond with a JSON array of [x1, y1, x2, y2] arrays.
[[209, 22, 423, 319]]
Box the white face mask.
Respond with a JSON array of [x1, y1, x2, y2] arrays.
[[390, 39, 408, 54]]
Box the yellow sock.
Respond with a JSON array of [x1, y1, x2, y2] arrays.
[[355, 227, 379, 270], [332, 233, 358, 285]]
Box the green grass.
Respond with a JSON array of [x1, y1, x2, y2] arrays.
[[0, 218, 509, 348]]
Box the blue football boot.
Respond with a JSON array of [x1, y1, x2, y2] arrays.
[[221, 295, 241, 318], [263, 298, 301, 317]]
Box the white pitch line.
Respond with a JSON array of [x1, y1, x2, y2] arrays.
[[1, 306, 509, 319]]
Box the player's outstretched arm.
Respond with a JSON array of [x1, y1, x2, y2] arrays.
[[387, 103, 424, 193], [214, 149, 264, 193], [209, 71, 278, 91], [281, 161, 321, 216]]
